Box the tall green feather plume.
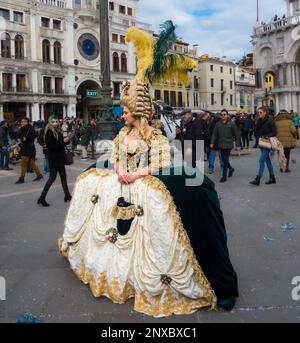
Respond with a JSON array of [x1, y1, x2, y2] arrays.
[[146, 20, 177, 82], [145, 20, 196, 85]]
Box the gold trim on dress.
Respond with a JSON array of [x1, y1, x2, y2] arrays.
[[59, 168, 217, 317], [143, 175, 217, 309]]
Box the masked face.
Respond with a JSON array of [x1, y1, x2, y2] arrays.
[[50, 119, 59, 127]]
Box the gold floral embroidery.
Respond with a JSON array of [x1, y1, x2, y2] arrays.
[[111, 203, 137, 220], [74, 259, 135, 304], [63, 257, 212, 318], [110, 127, 172, 173], [143, 176, 217, 309]]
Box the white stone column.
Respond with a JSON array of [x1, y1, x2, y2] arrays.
[[67, 103, 76, 117], [236, 90, 240, 109], [32, 103, 40, 121], [0, 104, 3, 121], [287, 65, 292, 87], [12, 74, 17, 91], [50, 43, 54, 64], [30, 13, 37, 61], [66, 0, 73, 9], [275, 94, 280, 114], [289, 65, 293, 87], [293, 64, 298, 86], [64, 18, 74, 65], [41, 104, 45, 120], [288, 93, 293, 111], [26, 104, 30, 117], [292, 93, 298, 111], [284, 94, 289, 111], [63, 104, 66, 117], [296, 64, 300, 86], [11, 37, 15, 59], [51, 77, 55, 94]]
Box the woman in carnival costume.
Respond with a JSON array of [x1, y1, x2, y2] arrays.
[[59, 21, 238, 317]]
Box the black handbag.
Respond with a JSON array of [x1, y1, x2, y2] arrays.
[[65, 150, 74, 166], [111, 186, 144, 236], [114, 197, 135, 236]]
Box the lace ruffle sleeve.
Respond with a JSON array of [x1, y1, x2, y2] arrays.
[[149, 131, 172, 170], [110, 133, 120, 165]]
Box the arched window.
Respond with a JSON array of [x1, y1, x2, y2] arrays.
[[1, 33, 11, 58], [53, 41, 62, 64], [121, 53, 127, 73], [42, 39, 51, 63], [113, 52, 119, 72], [15, 35, 24, 59]]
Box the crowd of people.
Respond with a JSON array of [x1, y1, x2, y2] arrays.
[[0, 107, 299, 197], [174, 108, 299, 184]]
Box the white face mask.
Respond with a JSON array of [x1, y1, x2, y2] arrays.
[[50, 119, 59, 126]]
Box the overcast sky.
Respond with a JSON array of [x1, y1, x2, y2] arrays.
[[138, 0, 286, 60]]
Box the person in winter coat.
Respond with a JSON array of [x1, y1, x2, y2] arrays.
[[294, 113, 299, 140], [176, 108, 205, 168], [207, 113, 224, 174], [250, 107, 277, 186], [210, 109, 240, 183], [79, 122, 92, 160], [15, 118, 43, 184], [275, 111, 297, 173], [240, 115, 252, 149], [233, 114, 242, 149], [37, 116, 72, 207], [0, 120, 13, 170]]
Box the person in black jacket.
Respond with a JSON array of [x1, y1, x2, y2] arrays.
[[210, 109, 239, 183], [250, 107, 277, 186], [176, 108, 205, 168], [240, 115, 252, 149], [0, 120, 13, 171], [37, 116, 72, 207], [15, 118, 43, 184]]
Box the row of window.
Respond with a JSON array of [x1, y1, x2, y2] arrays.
[[1, 33, 24, 59], [1, 73, 64, 94], [211, 93, 234, 106], [112, 52, 127, 72], [43, 76, 64, 94], [41, 17, 62, 30], [0, 33, 62, 64], [210, 78, 234, 90], [2, 73, 26, 92], [210, 65, 233, 74], [0, 8, 23, 23], [108, 2, 133, 16], [112, 33, 126, 44], [0, 7, 62, 30], [154, 90, 184, 108], [42, 39, 62, 64], [186, 92, 199, 108]]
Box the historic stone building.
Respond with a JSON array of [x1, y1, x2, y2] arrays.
[[253, 0, 300, 113], [151, 39, 200, 112], [235, 54, 256, 114], [0, 0, 152, 122], [198, 55, 236, 113]]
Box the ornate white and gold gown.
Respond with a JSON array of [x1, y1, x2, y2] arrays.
[[59, 128, 217, 317]]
